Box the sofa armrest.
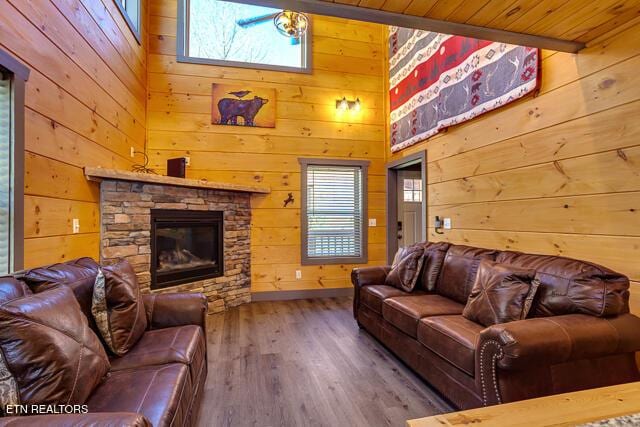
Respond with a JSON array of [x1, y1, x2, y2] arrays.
[[0, 412, 150, 426], [143, 292, 207, 330], [479, 313, 640, 371], [351, 266, 391, 288], [476, 313, 640, 405], [351, 266, 390, 319]]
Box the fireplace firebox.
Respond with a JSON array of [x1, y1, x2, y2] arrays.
[[151, 210, 224, 290]]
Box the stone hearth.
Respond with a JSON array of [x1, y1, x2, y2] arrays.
[[86, 168, 270, 314]]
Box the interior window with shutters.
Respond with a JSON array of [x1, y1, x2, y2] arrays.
[[300, 160, 369, 265], [0, 71, 11, 274]]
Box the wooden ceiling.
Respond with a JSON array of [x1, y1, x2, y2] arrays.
[[322, 0, 640, 45]]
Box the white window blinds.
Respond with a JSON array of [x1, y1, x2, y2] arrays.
[[305, 164, 363, 259], [0, 75, 11, 274]]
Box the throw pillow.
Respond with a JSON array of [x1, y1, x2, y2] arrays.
[[391, 246, 408, 268], [21, 257, 102, 333], [420, 242, 450, 292], [0, 286, 110, 407], [92, 260, 147, 356], [385, 245, 425, 292], [462, 260, 539, 327]]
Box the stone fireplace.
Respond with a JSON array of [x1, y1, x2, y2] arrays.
[[151, 209, 224, 290], [85, 168, 270, 314]]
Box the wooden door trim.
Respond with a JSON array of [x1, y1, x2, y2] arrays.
[[386, 151, 426, 265]]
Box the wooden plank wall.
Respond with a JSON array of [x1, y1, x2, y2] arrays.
[[0, 0, 147, 267], [388, 20, 640, 314], [146, 0, 387, 294]]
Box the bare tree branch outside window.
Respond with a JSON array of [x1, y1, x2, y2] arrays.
[[188, 0, 303, 68]]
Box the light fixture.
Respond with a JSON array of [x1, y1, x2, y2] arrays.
[[274, 11, 309, 39], [336, 97, 361, 112]]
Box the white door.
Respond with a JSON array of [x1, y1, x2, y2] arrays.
[[397, 170, 423, 248]]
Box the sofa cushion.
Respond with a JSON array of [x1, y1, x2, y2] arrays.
[[21, 257, 100, 332], [418, 315, 483, 376], [437, 245, 499, 304], [463, 260, 539, 326], [419, 242, 451, 292], [87, 363, 191, 427], [382, 295, 465, 337], [110, 325, 206, 386], [0, 277, 31, 304], [0, 286, 110, 405], [385, 245, 425, 292], [497, 251, 630, 317], [93, 260, 148, 356], [361, 285, 411, 314]]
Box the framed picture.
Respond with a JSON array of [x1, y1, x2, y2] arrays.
[[211, 84, 276, 128]]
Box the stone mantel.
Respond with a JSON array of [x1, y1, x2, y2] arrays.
[[84, 167, 271, 194]]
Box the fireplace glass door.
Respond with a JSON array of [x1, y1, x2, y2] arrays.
[[151, 210, 223, 290]]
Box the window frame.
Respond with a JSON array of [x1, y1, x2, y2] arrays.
[[176, 0, 313, 74], [299, 158, 369, 266], [114, 0, 142, 44], [0, 48, 28, 274]]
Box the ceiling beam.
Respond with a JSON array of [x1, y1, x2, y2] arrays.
[[230, 0, 585, 53]]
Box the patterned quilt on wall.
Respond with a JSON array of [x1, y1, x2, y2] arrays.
[[389, 28, 540, 152]]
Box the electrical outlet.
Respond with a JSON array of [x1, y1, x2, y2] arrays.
[[130, 147, 135, 158], [444, 218, 452, 230], [72, 218, 80, 234], [368, 218, 377, 227], [184, 156, 191, 166], [295, 270, 302, 280]]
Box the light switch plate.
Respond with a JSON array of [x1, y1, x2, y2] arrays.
[[72, 218, 80, 234], [443, 218, 452, 229], [368, 218, 377, 227], [295, 270, 302, 279], [130, 147, 135, 157], [184, 156, 191, 166]]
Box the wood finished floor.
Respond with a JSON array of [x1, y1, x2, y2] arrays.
[[196, 297, 452, 427]]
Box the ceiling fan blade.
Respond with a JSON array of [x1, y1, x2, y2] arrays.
[[236, 13, 278, 28]]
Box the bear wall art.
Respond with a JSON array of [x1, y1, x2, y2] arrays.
[[211, 84, 276, 128]]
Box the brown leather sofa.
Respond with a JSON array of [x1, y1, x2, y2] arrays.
[[0, 258, 207, 427], [352, 243, 640, 409]]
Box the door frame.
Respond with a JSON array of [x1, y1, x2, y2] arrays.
[[385, 150, 427, 265]]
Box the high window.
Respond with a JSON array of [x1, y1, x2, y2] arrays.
[[178, 0, 311, 72], [0, 50, 27, 274], [114, 0, 141, 42], [299, 159, 369, 265]]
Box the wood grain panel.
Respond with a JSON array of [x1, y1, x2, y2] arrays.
[[427, 100, 640, 184], [24, 196, 99, 238], [0, 0, 146, 268], [147, 130, 384, 158], [24, 233, 100, 268], [1, 0, 145, 140], [429, 192, 640, 236], [323, 0, 640, 44], [147, 3, 387, 293], [428, 146, 640, 206]]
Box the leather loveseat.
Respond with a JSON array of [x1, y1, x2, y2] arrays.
[[0, 258, 207, 427], [352, 243, 640, 409]]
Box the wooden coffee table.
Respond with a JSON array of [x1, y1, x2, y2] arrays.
[[407, 382, 640, 427]]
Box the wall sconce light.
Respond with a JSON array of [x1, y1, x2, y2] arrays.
[[336, 97, 361, 112]]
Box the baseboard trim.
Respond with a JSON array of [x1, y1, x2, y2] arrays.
[[251, 288, 353, 302]]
